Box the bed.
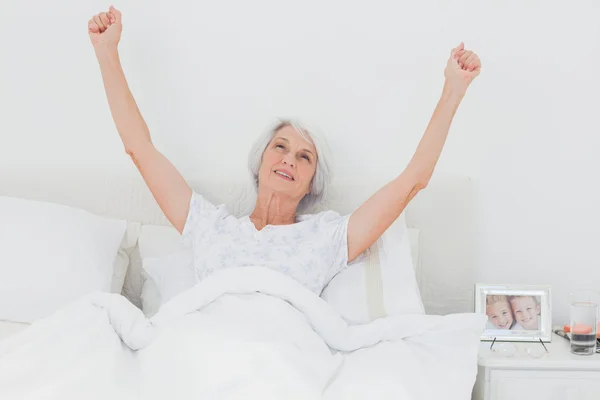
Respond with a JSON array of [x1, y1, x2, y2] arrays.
[[0, 173, 485, 399]]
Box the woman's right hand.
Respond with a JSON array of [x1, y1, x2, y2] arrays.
[[88, 5, 122, 49]]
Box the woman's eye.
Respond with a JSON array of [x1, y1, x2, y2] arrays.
[[275, 144, 285, 149], [301, 155, 310, 161]]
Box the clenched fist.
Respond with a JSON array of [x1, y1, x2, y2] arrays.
[[88, 5, 122, 48], [444, 42, 482, 95]]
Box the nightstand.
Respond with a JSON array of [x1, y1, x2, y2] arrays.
[[472, 333, 600, 400]]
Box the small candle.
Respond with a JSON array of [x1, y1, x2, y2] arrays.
[[572, 323, 593, 334], [563, 323, 600, 337]]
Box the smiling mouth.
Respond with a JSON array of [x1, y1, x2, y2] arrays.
[[274, 170, 294, 181]]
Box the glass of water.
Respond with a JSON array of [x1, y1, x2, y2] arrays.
[[569, 291, 598, 356]]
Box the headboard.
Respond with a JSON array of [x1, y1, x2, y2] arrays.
[[0, 169, 408, 222], [0, 170, 422, 301]]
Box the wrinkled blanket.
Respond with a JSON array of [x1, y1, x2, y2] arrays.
[[0, 267, 486, 399]]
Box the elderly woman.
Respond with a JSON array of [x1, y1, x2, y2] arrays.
[[89, 7, 481, 295]]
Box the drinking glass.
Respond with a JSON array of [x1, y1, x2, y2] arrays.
[[569, 291, 598, 356]]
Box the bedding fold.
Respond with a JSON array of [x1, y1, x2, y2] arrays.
[[0, 266, 486, 400]]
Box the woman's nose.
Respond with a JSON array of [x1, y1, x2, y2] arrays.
[[282, 154, 295, 167]]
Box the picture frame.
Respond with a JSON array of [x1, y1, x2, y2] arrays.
[[474, 284, 552, 343]]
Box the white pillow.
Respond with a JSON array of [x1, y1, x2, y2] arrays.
[[138, 225, 187, 259], [321, 214, 424, 324], [138, 225, 189, 316], [142, 251, 197, 316], [0, 196, 127, 323], [140, 275, 162, 317], [111, 222, 141, 294]]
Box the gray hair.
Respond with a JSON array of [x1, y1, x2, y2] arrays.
[[248, 118, 333, 214]]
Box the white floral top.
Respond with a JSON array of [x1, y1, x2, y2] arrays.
[[181, 191, 350, 295]]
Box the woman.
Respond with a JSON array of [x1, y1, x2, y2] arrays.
[[88, 7, 481, 295]]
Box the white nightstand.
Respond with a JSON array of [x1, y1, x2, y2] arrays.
[[472, 333, 600, 400]]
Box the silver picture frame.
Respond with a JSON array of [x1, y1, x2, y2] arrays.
[[474, 283, 552, 343]]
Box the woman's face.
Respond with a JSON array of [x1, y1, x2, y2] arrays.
[[258, 125, 317, 202]]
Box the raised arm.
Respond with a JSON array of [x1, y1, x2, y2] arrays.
[[89, 7, 191, 233], [347, 43, 481, 262]]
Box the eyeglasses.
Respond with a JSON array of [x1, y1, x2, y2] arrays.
[[487, 337, 549, 358]]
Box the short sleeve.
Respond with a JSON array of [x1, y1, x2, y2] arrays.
[[180, 191, 220, 247], [317, 211, 351, 282]]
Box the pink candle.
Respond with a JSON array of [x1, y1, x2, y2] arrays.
[[563, 322, 600, 337], [572, 323, 593, 334]]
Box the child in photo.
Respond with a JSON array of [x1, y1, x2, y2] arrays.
[[509, 295, 541, 330], [485, 295, 521, 330]]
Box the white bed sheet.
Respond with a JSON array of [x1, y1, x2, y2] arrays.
[[0, 266, 486, 400]]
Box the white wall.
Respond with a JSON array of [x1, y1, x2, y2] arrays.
[[1, 0, 599, 324]]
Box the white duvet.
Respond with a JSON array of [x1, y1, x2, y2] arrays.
[[0, 267, 486, 400]]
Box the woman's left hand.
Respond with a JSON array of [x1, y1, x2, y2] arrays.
[[444, 42, 481, 95]]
